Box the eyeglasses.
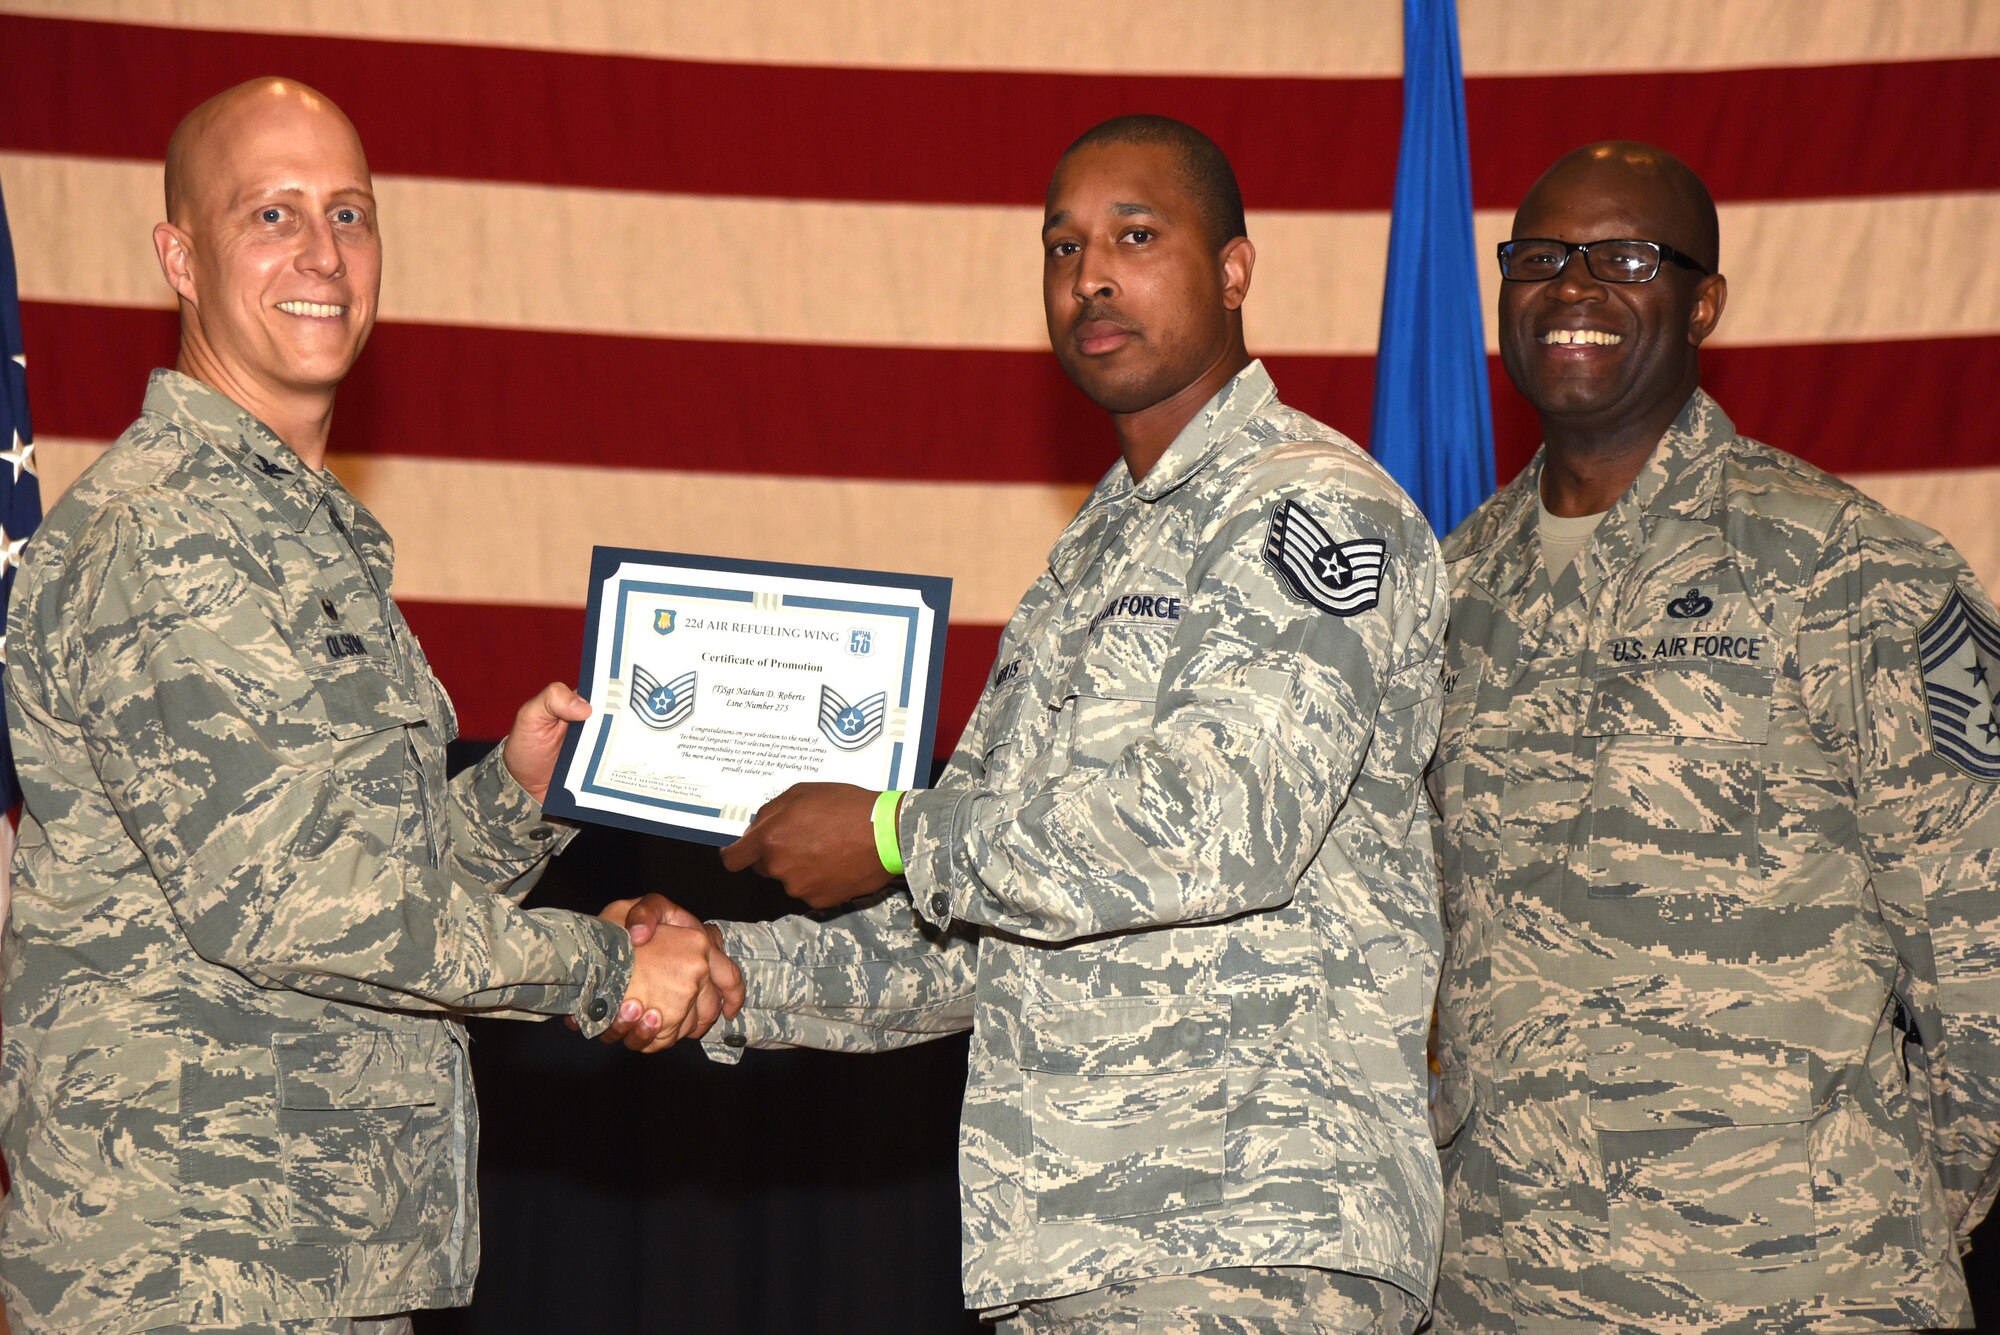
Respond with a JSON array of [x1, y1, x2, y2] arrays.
[[1497, 238, 1711, 284]]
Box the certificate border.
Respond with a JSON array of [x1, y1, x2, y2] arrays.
[[543, 547, 953, 846]]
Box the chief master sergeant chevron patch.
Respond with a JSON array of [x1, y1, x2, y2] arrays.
[[1918, 585, 2000, 781]]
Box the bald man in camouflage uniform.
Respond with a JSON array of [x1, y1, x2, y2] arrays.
[[1428, 142, 2000, 1332], [0, 80, 730, 1334]]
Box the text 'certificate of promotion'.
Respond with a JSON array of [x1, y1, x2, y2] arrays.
[[543, 548, 953, 845]]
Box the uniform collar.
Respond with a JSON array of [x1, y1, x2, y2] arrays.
[[1451, 388, 1735, 628], [1630, 387, 1734, 523], [1128, 359, 1277, 503], [1048, 361, 1276, 587], [143, 368, 333, 533]]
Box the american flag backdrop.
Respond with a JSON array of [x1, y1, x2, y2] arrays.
[[0, 2, 1995, 749]]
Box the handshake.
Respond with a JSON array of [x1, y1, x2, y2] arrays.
[[560, 782, 909, 1053], [583, 894, 744, 1054], [567, 782, 906, 1055]]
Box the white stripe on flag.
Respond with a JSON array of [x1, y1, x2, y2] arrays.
[[7, 0, 1994, 75], [35, 438, 1088, 624]]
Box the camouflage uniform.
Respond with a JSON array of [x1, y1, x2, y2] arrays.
[[1002, 1265, 1427, 1332], [1429, 389, 2000, 1332], [706, 363, 1448, 1319], [0, 371, 634, 1333], [149, 1320, 410, 1335]]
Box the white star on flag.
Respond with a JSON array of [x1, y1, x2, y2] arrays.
[[1, 429, 35, 483]]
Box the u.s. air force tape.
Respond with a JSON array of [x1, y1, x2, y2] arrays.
[[1262, 499, 1385, 617]]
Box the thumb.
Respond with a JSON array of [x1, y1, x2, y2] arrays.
[[623, 892, 697, 945], [536, 681, 591, 724]]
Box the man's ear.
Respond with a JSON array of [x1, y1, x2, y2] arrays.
[[1688, 272, 1727, 347], [1220, 236, 1256, 312], [153, 221, 199, 307]]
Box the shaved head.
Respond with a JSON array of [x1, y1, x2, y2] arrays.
[[1519, 141, 1719, 272], [152, 77, 380, 461], [165, 78, 366, 226], [1052, 115, 1246, 252], [1499, 139, 1728, 486]]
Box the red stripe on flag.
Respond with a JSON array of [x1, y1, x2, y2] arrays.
[[24, 302, 1999, 487], [3, 16, 1996, 208], [1489, 340, 2000, 484], [402, 599, 1002, 750], [18, 302, 1127, 485]]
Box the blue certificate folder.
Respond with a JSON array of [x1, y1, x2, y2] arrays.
[[543, 547, 953, 846]]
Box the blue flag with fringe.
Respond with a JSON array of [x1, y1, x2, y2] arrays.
[[1370, 0, 1494, 537], [0, 181, 43, 811]]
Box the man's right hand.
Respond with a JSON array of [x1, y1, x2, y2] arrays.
[[593, 896, 744, 1052]]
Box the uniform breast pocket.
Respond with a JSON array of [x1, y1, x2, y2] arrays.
[[1581, 661, 1771, 902], [310, 658, 427, 744], [977, 679, 1040, 789], [1023, 998, 1229, 1223], [1427, 667, 1491, 840], [1058, 623, 1169, 774], [273, 1027, 459, 1244], [299, 661, 430, 856], [1589, 1048, 1817, 1273]]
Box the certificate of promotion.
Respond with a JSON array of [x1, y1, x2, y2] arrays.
[[543, 548, 953, 845]]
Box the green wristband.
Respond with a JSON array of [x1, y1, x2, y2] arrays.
[[872, 789, 906, 876]]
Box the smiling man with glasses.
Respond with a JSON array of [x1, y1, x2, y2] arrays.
[[1425, 141, 2000, 1332]]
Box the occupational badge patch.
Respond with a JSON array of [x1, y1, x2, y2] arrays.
[[631, 665, 696, 731], [1262, 499, 1385, 617], [1666, 587, 1714, 618], [819, 685, 887, 750], [1917, 586, 2000, 781]]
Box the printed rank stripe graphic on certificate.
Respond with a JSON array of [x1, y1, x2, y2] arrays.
[[545, 548, 952, 845]]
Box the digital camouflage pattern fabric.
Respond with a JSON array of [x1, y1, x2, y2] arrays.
[[1001, 1263, 1426, 1333], [1429, 389, 2000, 1332], [706, 363, 1449, 1315], [0, 371, 633, 1333]]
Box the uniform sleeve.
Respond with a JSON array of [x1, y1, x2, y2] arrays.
[[61, 500, 633, 1034], [1799, 505, 2000, 1246], [900, 475, 1442, 942], [699, 892, 978, 1063], [696, 610, 1035, 1060], [444, 743, 581, 902]]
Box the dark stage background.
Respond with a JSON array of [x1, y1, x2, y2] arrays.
[[423, 744, 979, 1334]]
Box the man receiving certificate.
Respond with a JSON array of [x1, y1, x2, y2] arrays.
[[619, 116, 1450, 1333]]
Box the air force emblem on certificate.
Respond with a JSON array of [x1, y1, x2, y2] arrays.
[[1262, 499, 1385, 617], [654, 609, 677, 634], [1918, 586, 2000, 781], [631, 665, 696, 730], [819, 685, 886, 750]]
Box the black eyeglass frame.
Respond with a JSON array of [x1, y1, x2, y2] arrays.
[[1497, 237, 1712, 284]]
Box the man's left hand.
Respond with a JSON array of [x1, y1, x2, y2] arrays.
[[721, 783, 894, 910], [502, 682, 591, 805]]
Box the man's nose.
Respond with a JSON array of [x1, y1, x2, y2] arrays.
[[295, 213, 345, 280], [1550, 248, 1607, 303], [1072, 244, 1117, 303]]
